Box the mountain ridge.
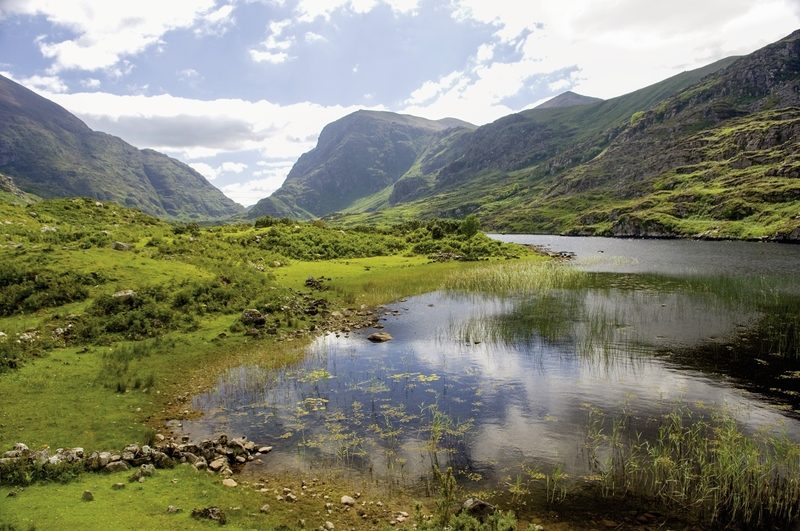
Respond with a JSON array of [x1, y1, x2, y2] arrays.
[[248, 110, 474, 218], [534, 91, 603, 109], [0, 74, 243, 220], [248, 29, 800, 241]]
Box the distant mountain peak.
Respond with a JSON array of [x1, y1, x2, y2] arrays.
[[0, 74, 243, 219], [534, 91, 603, 109]]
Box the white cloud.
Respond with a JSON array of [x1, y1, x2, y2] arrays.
[[0, 70, 68, 93], [194, 3, 236, 36], [250, 18, 295, 64], [304, 31, 326, 43], [222, 162, 293, 205], [41, 89, 376, 163], [249, 49, 290, 64], [80, 77, 101, 88], [0, 1, 225, 72], [403, 0, 800, 124], [189, 160, 248, 181], [220, 161, 247, 173], [189, 162, 220, 180]]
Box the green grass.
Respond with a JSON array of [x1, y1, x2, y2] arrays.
[[587, 406, 800, 528]]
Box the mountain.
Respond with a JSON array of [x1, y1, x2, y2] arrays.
[[247, 110, 475, 219], [534, 91, 602, 109], [250, 30, 800, 241], [0, 74, 243, 219]]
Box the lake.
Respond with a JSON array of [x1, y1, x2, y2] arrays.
[[179, 236, 800, 493]]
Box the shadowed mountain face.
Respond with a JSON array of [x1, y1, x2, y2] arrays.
[[0, 75, 243, 220], [247, 110, 475, 219], [249, 29, 800, 241]]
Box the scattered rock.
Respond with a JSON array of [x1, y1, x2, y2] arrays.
[[323, 521, 335, 530], [167, 505, 182, 514], [209, 457, 227, 472], [112, 289, 136, 300], [367, 332, 392, 343], [104, 461, 130, 473], [341, 495, 356, 506], [111, 483, 125, 490], [462, 498, 495, 521], [191, 506, 226, 525], [241, 308, 266, 326], [82, 490, 94, 502], [259, 504, 270, 514], [258, 446, 273, 454], [222, 478, 237, 488], [112, 241, 132, 251]]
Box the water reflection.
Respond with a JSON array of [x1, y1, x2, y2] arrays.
[[182, 284, 800, 487]]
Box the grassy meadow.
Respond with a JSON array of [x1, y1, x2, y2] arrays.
[[0, 198, 533, 530]]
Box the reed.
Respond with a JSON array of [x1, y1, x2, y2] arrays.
[[587, 406, 800, 527], [443, 261, 587, 295]]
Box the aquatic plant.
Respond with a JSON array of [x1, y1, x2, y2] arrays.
[[587, 406, 800, 527], [443, 261, 586, 295]]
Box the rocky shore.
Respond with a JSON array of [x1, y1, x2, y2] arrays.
[[0, 434, 272, 483]]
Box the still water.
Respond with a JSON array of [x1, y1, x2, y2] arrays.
[[180, 236, 800, 487]]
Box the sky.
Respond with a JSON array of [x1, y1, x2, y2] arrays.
[[1, 1, 799, 206]]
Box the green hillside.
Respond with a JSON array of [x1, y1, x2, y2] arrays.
[[0, 75, 243, 220]]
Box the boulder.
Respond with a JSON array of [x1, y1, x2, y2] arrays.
[[367, 332, 393, 343], [222, 478, 237, 488], [112, 241, 132, 251], [241, 309, 266, 326], [461, 498, 495, 521], [208, 457, 226, 472], [191, 507, 226, 525], [341, 495, 356, 506], [103, 461, 130, 473]]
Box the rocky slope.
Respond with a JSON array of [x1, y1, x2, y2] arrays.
[[286, 30, 799, 241], [0, 74, 243, 220], [247, 110, 475, 219]]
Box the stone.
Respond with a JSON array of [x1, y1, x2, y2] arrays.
[[324, 521, 335, 530], [82, 490, 94, 502], [208, 457, 226, 472], [367, 332, 392, 343], [167, 505, 182, 514], [104, 461, 129, 473], [13, 443, 29, 453], [222, 478, 237, 488], [191, 507, 226, 525], [112, 241, 132, 251], [112, 483, 125, 490], [241, 308, 266, 326], [341, 495, 356, 507], [259, 504, 270, 514], [258, 446, 273, 454], [462, 498, 495, 521], [112, 289, 136, 300], [285, 493, 298, 502], [152, 451, 172, 468]]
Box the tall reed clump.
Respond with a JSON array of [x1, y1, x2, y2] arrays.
[[443, 261, 586, 295], [588, 407, 800, 528]]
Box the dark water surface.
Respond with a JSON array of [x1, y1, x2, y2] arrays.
[[180, 236, 800, 487]]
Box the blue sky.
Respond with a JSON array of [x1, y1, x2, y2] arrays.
[[1, 0, 799, 205]]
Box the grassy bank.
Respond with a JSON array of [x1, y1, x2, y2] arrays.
[[0, 199, 534, 529]]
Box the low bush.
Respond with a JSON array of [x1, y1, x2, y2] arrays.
[[0, 262, 98, 316]]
